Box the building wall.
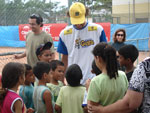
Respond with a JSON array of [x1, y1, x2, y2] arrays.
[[112, 0, 150, 24]]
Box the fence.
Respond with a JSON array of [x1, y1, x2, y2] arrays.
[[0, 0, 112, 26], [0, 37, 149, 74]]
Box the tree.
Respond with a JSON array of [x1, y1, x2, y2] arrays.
[[71, 0, 112, 22]]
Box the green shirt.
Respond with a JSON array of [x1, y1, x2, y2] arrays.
[[26, 31, 54, 67], [56, 85, 86, 113], [46, 81, 64, 102], [87, 71, 128, 106]]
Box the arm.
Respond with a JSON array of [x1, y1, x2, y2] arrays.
[[88, 89, 143, 113], [83, 106, 88, 113], [55, 104, 62, 113], [61, 54, 68, 84], [43, 90, 53, 113], [13, 100, 23, 113], [14, 51, 26, 59], [61, 54, 68, 72], [85, 79, 91, 91]]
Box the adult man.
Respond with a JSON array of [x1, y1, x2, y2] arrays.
[[15, 14, 54, 67], [57, 2, 107, 85], [88, 39, 150, 113]]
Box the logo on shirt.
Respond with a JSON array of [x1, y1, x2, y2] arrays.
[[75, 39, 94, 49], [88, 26, 97, 31], [64, 28, 72, 35]]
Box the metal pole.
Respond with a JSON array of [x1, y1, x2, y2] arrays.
[[148, 0, 150, 29], [129, 1, 130, 24], [148, 0, 150, 23], [137, 40, 139, 64], [133, 0, 135, 23], [67, 0, 72, 25]]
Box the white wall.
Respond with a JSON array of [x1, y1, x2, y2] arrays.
[[113, 0, 148, 5]]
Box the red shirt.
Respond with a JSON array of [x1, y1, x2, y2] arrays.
[[2, 90, 24, 113]]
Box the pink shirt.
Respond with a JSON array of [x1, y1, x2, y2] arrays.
[[2, 90, 24, 113]]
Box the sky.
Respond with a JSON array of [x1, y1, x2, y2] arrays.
[[50, 0, 68, 7]]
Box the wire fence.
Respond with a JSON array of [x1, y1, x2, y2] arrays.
[[0, 38, 149, 74], [0, 0, 112, 26]]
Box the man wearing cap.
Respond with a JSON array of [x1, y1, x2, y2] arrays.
[[15, 14, 54, 67], [57, 2, 107, 85]]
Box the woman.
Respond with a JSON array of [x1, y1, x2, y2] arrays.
[[111, 29, 126, 71], [111, 29, 126, 51]]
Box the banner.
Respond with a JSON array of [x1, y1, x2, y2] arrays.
[[19, 23, 111, 42], [96, 22, 111, 41], [19, 23, 67, 41]]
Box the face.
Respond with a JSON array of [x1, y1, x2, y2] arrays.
[[51, 65, 65, 81], [25, 70, 35, 83], [38, 50, 53, 62], [94, 56, 101, 70], [74, 22, 86, 29], [19, 73, 25, 85], [118, 54, 127, 66], [45, 70, 51, 83], [29, 18, 41, 32], [116, 31, 124, 43]]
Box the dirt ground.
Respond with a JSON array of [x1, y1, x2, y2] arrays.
[[0, 47, 149, 75]]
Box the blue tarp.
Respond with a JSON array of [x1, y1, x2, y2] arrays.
[[0, 23, 149, 50], [0, 26, 25, 47], [111, 23, 149, 51]]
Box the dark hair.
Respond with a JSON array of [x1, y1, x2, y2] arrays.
[[0, 62, 25, 104], [113, 29, 126, 43], [92, 42, 118, 79], [49, 60, 64, 71], [118, 44, 139, 63], [67, 7, 89, 17], [65, 64, 82, 87], [92, 60, 101, 75], [36, 42, 52, 57], [33, 61, 51, 80], [30, 14, 43, 27], [24, 64, 32, 76]]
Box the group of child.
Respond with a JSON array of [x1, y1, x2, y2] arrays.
[[0, 41, 139, 113]]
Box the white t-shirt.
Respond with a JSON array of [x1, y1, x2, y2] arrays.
[[57, 22, 107, 84]]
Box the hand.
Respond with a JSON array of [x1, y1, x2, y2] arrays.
[[14, 54, 21, 59], [26, 108, 34, 113], [88, 104, 103, 113], [85, 79, 91, 91]]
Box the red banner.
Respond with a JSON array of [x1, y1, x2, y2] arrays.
[[19, 23, 110, 42], [96, 22, 111, 42]]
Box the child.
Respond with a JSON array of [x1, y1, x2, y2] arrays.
[[86, 60, 102, 91], [82, 60, 101, 113], [33, 61, 54, 113], [118, 44, 139, 82], [55, 64, 86, 113], [0, 62, 25, 113], [36, 42, 54, 63], [35, 42, 54, 86], [46, 60, 65, 102], [91, 60, 102, 75], [87, 42, 128, 106], [19, 64, 35, 109]]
